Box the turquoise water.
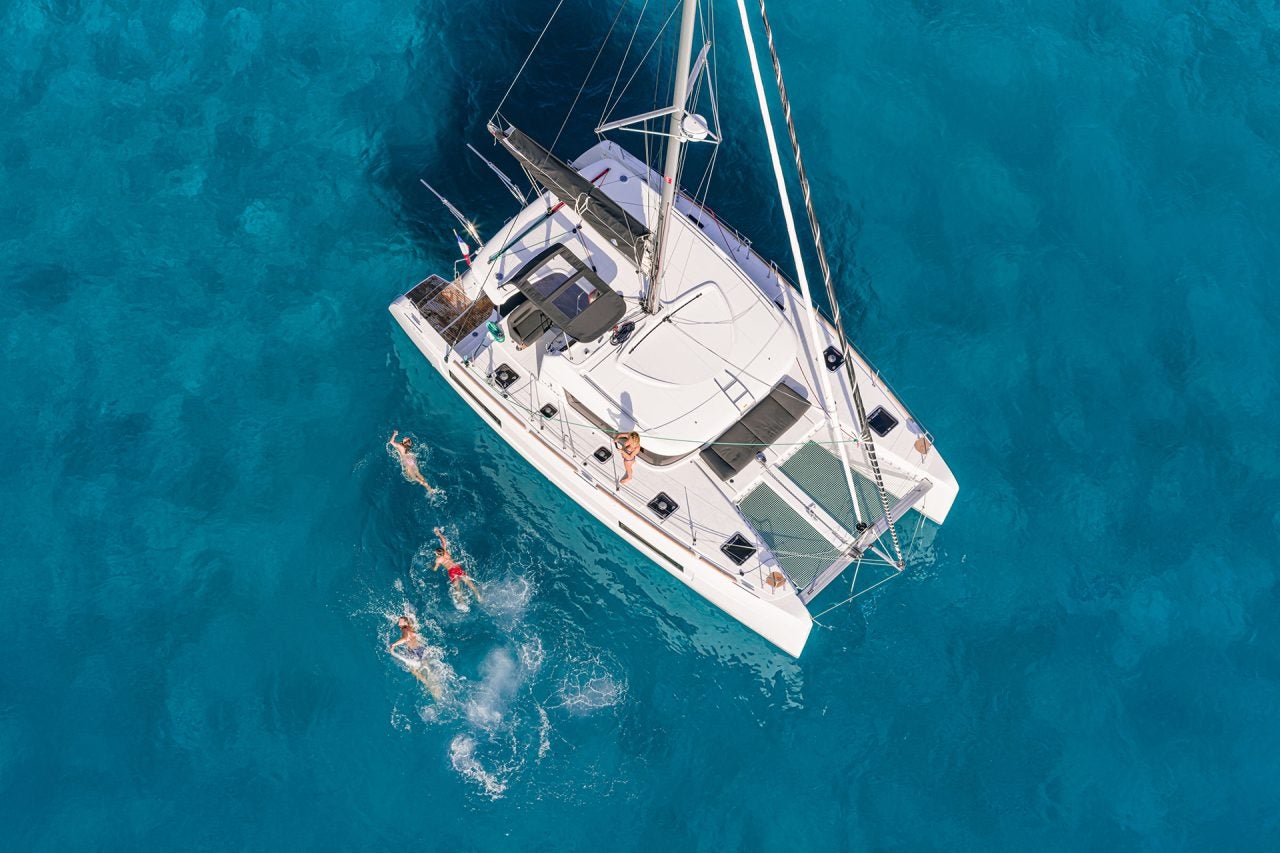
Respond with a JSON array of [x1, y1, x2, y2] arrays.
[[3, 0, 1279, 847]]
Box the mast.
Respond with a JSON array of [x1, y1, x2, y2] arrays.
[[641, 0, 700, 315]]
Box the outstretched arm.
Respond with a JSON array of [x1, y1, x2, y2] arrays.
[[434, 527, 450, 549]]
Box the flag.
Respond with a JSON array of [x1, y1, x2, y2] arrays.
[[453, 229, 472, 266]]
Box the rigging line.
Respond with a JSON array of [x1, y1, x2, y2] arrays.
[[603, 1, 682, 126], [467, 377, 867, 447], [688, 124, 721, 220], [809, 566, 904, 622], [663, 317, 796, 394], [602, 0, 649, 127], [554, 0, 629, 151], [753, 0, 902, 563], [708, 0, 722, 140], [736, 0, 866, 529], [439, 198, 547, 366], [466, 142, 526, 203], [492, 0, 566, 123]]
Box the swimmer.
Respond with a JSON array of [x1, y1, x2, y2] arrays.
[[389, 430, 437, 494], [388, 615, 442, 700], [614, 431, 641, 487], [432, 527, 482, 605]]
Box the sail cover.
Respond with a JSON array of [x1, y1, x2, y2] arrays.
[[489, 122, 650, 267]]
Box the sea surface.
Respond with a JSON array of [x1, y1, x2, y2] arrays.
[[3, 0, 1279, 848]]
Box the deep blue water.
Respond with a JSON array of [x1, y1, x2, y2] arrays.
[[3, 0, 1279, 847]]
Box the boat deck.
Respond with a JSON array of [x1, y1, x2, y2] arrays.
[[431, 294, 928, 603], [391, 139, 956, 614], [445, 323, 835, 597]]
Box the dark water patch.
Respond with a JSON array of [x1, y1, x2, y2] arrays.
[[8, 263, 76, 311]]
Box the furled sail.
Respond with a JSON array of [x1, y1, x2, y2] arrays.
[[488, 121, 650, 268]]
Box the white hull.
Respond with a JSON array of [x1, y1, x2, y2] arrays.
[[389, 140, 957, 657], [389, 297, 815, 656]]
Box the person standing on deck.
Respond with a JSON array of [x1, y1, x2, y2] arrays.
[[615, 431, 641, 487], [389, 430, 437, 494]]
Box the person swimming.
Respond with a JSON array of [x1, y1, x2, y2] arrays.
[[388, 615, 442, 699], [431, 527, 482, 606], [389, 430, 437, 494]]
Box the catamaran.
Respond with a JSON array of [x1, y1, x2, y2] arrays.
[[388, 0, 958, 656]]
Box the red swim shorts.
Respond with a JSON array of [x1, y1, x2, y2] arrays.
[[447, 564, 465, 583]]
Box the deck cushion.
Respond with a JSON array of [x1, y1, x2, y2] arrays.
[[700, 383, 811, 480], [507, 300, 554, 347]]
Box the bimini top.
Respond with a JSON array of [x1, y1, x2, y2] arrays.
[[507, 244, 626, 343]]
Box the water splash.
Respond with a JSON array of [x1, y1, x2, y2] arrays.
[[370, 533, 631, 800], [536, 705, 551, 759], [465, 647, 522, 730], [550, 651, 626, 714], [482, 575, 536, 629], [449, 734, 509, 799]]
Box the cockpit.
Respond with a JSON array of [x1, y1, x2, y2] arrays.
[[496, 244, 625, 349]]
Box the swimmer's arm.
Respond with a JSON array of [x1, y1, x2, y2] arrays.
[[389, 636, 407, 652], [434, 527, 450, 549]]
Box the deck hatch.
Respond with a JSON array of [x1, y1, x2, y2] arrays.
[[492, 364, 519, 390], [866, 406, 899, 437], [720, 533, 757, 566], [646, 492, 678, 520]]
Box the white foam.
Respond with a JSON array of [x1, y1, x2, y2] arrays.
[[449, 734, 509, 799], [481, 576, 535, 626], [465, 648, 522, 730], [536, 705, 551, 760], [557, 674, 625, 713], [553, 654, 627, 714], [518, 636, 545, 675], [390, 706, 412, 731]]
